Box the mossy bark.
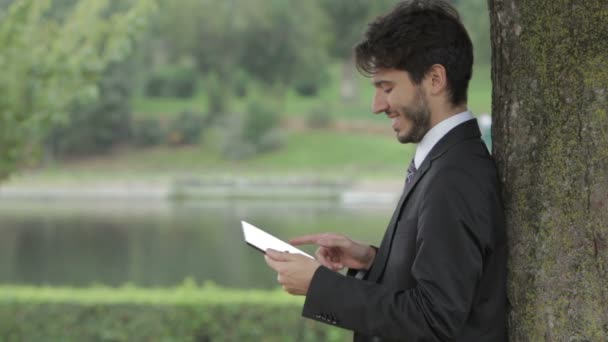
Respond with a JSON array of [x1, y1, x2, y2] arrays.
[[489, 0, 608, 340]]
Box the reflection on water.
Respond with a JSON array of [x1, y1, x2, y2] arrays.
[[0, 200, 392, 289]]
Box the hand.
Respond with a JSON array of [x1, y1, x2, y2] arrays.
[[290, 233, 376, 272], [264, 249, 321, 296]]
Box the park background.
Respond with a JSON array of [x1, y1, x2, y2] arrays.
[[0, 0, 494, 340]]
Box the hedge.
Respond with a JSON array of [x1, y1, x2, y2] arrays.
[[0, 283, 350, 342]]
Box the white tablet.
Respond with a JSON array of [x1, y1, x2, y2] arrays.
[[241, 220, 314, 259]]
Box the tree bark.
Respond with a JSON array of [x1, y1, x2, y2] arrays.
[[489, 0, 608, 340], [340, 54, 359, 103]]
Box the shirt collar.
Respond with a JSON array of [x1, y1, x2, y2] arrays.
[[414, 111, 475, 168]]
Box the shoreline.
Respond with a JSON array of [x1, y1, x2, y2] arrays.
[[0, 177, 402, 205]]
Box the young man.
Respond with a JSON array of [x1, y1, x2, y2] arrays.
[[264, 1, 507, 340]]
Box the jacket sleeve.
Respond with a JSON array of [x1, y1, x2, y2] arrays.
[[302, 168, 487, 340], [346, 246, 378, 279]]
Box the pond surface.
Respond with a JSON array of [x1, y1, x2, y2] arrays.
[[0, 200, 393, 289]]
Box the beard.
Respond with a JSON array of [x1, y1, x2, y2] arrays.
[[396, 87, 431, 144]]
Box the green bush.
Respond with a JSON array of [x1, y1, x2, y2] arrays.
[[45, 62, 133, 158], [205, 73, 228, 126], [144, 71, 169, 98], [306, 106, 333, 129], [132, 117, 165, 147], [242, 100, 281, 146], [293, 69, 329, 97], [0, 285, 349, 342], [171, 68, 199, 99], [145, 64, 198, 99], [167, 110, 206, 146], [218, 100, 284, 160], [291, 49, 330, 98], [231, 69, 250, 98]]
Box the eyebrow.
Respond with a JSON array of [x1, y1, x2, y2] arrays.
[[372, 80, 394, 87]]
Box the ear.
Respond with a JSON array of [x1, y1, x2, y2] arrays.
[[425, 64, 448, 96]]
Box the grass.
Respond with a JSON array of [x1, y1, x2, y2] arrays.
[[10, 130, 412, 185]]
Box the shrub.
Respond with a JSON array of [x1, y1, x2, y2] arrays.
[[0, 285, 349, 341], [167, 110, 206, 146], [171, 66, 199, 99], [218, 100, 284, 160], [232, 69, 250, 98], [241, 100, 281, 146], [132, 117, 165, 147], [293, 65, 329, 98], [205, 73, 228, 126], [217, 113, 255, 160], [45, 62, 133, 158], [144, 71, 169, 98], [306, 106, 333, 129], [294, 79, 320, 97], [145, 64, 198, 99]]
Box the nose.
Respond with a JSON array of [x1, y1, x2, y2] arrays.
[[372, 90, 389, 115]]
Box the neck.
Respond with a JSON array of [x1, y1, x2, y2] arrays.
[[429, 103, 468, 128]]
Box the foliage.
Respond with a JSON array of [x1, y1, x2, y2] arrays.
[[131, 117, 164, 147], [241, 101, 281, 148], [148, 0, 329, 95], [456, 0, 491, 65], [144, 69, 169, 98], [45, 61, 134, 157], [144, 60, 198, 99], [0, 0, 156, 180], [219, 100, 284, 160], [318, 0, 372, 60], [307, 105, 333, 129], [166, 109, 205, 146], [0, 284, 349, 341], [205, 73, 228, 126], [231, 69, 250, 98], [293, 58, 330, 97], [235, 0, 329, 88]]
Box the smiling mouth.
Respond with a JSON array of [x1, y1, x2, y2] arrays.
[[391, 116, 400, 131]]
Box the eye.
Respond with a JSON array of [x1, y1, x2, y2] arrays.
[[383, 88, 393, 94]]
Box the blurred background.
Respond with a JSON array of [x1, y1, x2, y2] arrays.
[[0, 0, 492, 293]]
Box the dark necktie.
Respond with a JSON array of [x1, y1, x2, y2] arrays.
[[406, 159, 417, 185]]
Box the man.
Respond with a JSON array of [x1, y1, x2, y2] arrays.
[[264, 1, 507, 340]]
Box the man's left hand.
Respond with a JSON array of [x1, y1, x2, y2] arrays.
[[264, 249, 321, 296]]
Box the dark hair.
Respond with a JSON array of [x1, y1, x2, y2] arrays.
[[355, 0, 473, 105]]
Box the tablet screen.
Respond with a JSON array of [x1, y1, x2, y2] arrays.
[[241, 221, 314, 259]]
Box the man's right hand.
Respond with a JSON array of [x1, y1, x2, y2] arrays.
[[290, 233, 376, 272]]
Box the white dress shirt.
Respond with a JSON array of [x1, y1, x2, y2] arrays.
[[414, 111, 475, 168]]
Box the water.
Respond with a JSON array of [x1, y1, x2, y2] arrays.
[[0, 200, 392, 289]]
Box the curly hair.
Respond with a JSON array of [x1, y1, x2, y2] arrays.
[[355, 0, 474, 105]]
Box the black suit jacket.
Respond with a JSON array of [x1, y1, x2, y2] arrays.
[[302, 119, 507, 341]]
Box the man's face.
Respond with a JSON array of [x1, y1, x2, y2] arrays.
[[371, 68, 431, 144]]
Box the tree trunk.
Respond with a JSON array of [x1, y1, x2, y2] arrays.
[[340, 55, 359, 103], [489, 0, 608, 340]]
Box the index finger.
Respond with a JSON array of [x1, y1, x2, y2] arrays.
[[290, 234, 326, 246], [293, 234, 350, 249]]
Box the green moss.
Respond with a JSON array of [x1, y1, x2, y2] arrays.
[[495, 0, 608, 339]]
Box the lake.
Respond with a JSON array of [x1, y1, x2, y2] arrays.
[[0, 200, 393, 289]]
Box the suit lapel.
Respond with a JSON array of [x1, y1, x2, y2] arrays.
[[367, 160, 430, 282], [366, 119, 482, 283]]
